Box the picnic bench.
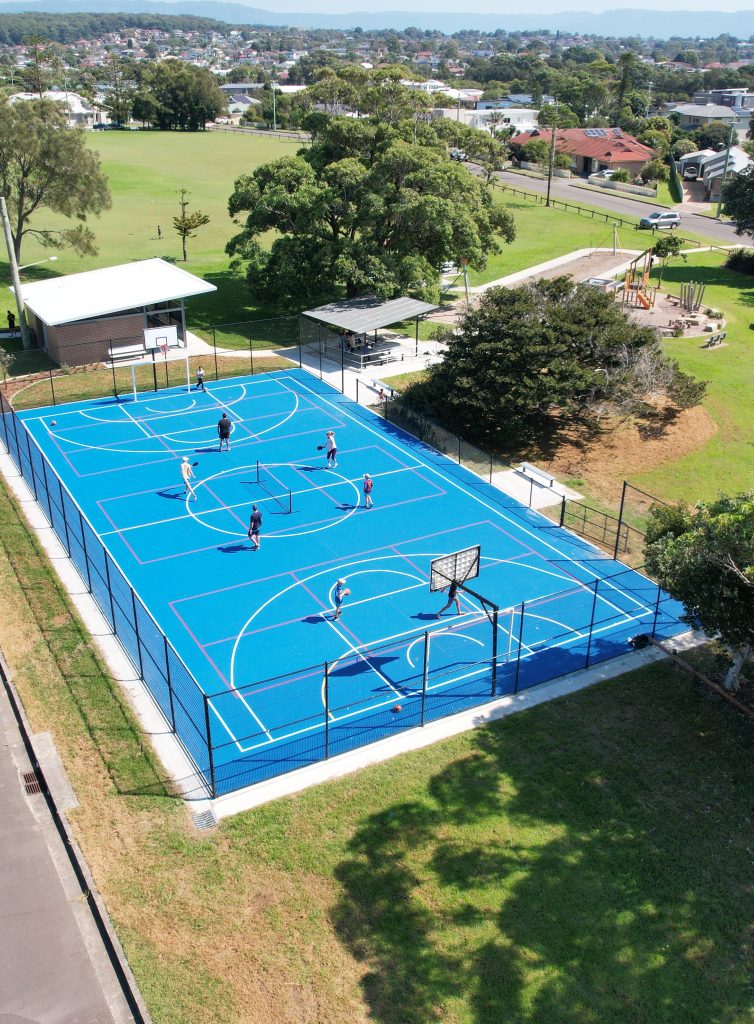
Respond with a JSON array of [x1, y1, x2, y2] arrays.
[[703, 331, 727, 348], [517, 462, 556, 488]]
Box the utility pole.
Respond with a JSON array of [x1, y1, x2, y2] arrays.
[[715, 122, 735, 219], [272, 79, 277, 132], [545, 121, 556, 208], [0, 196, 30, 350]]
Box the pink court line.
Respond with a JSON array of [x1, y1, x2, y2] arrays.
[[169, 601, 233, 691], [173, 520, 497, 607]]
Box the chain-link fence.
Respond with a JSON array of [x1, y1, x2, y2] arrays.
[[0, 370, 683, 798]]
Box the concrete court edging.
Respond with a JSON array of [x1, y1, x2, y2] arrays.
[[210, 629, 703, 819]]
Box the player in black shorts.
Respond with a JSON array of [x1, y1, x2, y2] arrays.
[[248, 503, 262, 550], [217, 412, 231, 451], [435, 581, 461, 617]]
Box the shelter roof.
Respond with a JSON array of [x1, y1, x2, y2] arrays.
[[301, 295, 440, 334], [18, 258, 216, 327]]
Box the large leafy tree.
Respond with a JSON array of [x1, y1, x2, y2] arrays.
[[0, 98, 111, 262], [142, 60, 224, 130], [645, 495, 754, 691], [226, 117, 515, 307], [402, 278, 705, 447], [721, 164, 754, 240]]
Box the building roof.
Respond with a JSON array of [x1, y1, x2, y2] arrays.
[[301, 295, 439, 334], [512, 127, 654, 165], [672, 103, 736, 119], [18, 258, 216, 327]]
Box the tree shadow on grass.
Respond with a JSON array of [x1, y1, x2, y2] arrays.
[[331, 670, 754, 1023]]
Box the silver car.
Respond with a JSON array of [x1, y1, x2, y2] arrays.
[[639, 210, 681, 230]]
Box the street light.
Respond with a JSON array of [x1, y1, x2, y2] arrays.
[[1, 193, 59, 351]]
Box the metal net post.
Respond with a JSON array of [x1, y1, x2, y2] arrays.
[[202, 694, 217, 797], [421, 632, 429, 725], [324, 661, 330, 759], [585, 579, 600, 667]]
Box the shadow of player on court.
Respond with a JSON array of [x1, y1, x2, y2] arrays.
[[156, 488, 187, 500]]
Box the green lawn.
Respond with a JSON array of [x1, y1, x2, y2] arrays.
[[569, 179, 675, 209], [0, 459, 752, 1024], [466, 191, 713, 288], [639, 251, 754, 501], [0, 131, 299, 339]]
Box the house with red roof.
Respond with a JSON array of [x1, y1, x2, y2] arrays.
[[510, 127, 655, 177]]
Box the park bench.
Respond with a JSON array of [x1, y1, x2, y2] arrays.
[[517, 462, 556, 488], [703, 331, 727, 348], [108, 342, 146, 363]]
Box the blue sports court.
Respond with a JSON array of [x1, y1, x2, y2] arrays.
[[9, 369, 686, 795]]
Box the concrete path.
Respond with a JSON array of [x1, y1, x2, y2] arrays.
[[0, 668, 146, 1024]]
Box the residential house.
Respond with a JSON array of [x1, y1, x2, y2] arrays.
[[8, 89, 96, 127], [510, 127, 654, 176]]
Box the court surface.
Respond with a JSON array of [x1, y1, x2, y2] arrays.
[[18, 369, 685, 792]]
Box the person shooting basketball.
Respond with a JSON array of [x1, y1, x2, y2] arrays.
[[435, 580, 461, 617]]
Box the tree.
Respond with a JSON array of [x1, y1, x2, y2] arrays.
[[721, 164, 754, 240], [692, 120, 730, 152], [143, 60, 224, 130], [614, 51, 638, 119], [652, 235, 686, 285], [400, 278, 705, 448], [102, 55, 133, 126], [521, 138, 550, 168], [644, 495, 754, 691], [538, 102, 580, 128], [639, 158, 670, 184], [131, 90, 161, 126], [173, 187, 209, 261], [227, 117, 515, 307], [0, 98, 111, 263]]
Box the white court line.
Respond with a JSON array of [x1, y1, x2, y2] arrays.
[[227, 605, 654, 754], [280, 374, 651, 614], [121, 404, 154, 441]]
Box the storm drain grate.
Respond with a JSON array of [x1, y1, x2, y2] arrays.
[[192, 809, 217, 831], [22, 770, 44, 795]]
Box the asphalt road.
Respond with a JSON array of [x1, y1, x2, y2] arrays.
[[492, 169, 741, 246]]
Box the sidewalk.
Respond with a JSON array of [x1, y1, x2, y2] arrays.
[[0, 665, 148, 1024]]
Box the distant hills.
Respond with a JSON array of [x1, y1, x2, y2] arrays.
[[0, 0, 753, 39]]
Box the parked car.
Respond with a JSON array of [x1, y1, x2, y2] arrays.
[[596, 168, 616, 179], [683, 165, 699, 180], [638, 210, 681, 230], [449, 148, 466, 162]]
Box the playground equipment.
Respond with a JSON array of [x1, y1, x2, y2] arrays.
[[679, 281, 706, 312], [622, 248, 656, 310]]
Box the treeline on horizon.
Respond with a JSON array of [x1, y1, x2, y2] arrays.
[[0, 12, 752, 51]]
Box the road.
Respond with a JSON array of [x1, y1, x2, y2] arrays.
[[492, 169, 741, 246]]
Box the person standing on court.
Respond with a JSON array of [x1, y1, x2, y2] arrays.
[[248, 503, 262, 550], [217, 412, 231, 451], [332, 578, 349, 619], [325, 430, 337, 469], [363, 473, 373, 509], [7, 310, 15, 330], [435, 581, 461, 618], [180, 457, 197, 501], [195, 366, 206, 391]]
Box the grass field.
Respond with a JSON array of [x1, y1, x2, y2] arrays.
[[0, 465, 752, 1024], [640, 251, 754, 501]]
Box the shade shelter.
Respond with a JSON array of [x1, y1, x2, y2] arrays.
[[300, 294, 440, 383], [17, 258, 216, 366]]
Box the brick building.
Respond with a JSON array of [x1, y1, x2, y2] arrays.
[[17, 259, 216, 366], [510, 127, 655, 176]]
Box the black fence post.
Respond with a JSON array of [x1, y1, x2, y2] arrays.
[[58, 480, 71, 556], [651, 585, 662, 638], [163, 635, 176, 731], [10, 406, 22, 470], [103, 554, 116, 630], [585, 579, 600, 667], [614, 480, 628, 561], [514, 602, 525, 693], [559, 494, 566, 527], [79, 511, 92, 592], [340, 341, 344, 395], [130, 590, 144, 679], [491, 609, 499, 696], [49, 368, 57, 406], [110, 361, 117, 399], [0, 393, 10, 452], [212, 327, 219, 381], [40, 456, 52, 524], [324, 661, 330, 759], [24, 432, 38, 500], [457, 436, 461, 464], [421, 632, 429, 725], [202, 695, 217, 798], [249, 325, 255, 377]]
